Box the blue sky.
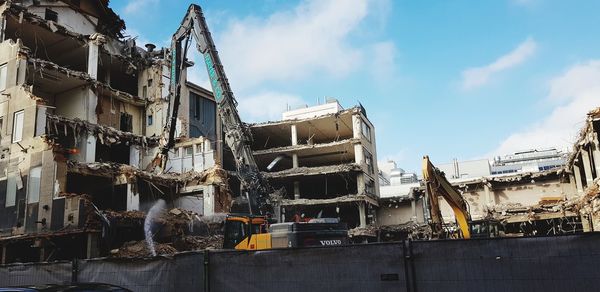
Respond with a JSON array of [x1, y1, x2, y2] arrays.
[[112, 0, 600, 173]]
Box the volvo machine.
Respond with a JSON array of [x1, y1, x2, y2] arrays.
[[163, 4, 348, 250], [422, 156, 503, 239]]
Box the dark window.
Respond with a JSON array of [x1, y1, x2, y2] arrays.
[[45, 9, 58, 22], [189, 91, 216, 139], [147, 114, 153, 126], [120, 113, 133, 132]]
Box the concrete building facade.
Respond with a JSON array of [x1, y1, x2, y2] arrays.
[[0, 0, 224, 263], [250, 100, 379, 228]]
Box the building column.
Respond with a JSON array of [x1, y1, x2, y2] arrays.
[[126, 183, 139, 211], [573, 164, 584, 194], [294, 181, 300, 200], [581, 150, 594, 186], [86, 233, 99, 259], [411, 199, 417, 222], [592, 136, 600, 177], [484, 182, 495, 206], [291, 124, 300, 198], [79, 35, 105, 163], [358, 202, 367, 228], [1, 245, 6, 264]]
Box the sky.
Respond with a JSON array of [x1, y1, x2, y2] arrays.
[[111, 0, 600, 173]]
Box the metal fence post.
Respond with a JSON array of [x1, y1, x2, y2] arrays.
[[71, 259, 78, 283], [203, 250, 210, 292], [408, 239, 417, 292], [402, 240, 411, 292]]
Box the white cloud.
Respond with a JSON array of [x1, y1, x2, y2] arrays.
[[237, 92, 306, 122], [462, 37, 537, 90], [489, 60, 600, 156], [182, 0, 396, 122], [123, 0, 159, 15], [370, 41, 397, 81], [215, 0, 370, 90]]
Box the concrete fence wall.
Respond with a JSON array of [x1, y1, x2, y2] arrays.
[[1, 233, 599, 292]]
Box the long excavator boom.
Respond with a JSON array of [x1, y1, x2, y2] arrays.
[[161, 4, 272, 215], [422, 156, 471, 239]]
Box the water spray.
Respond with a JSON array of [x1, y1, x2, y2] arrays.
[[144, 199, 166, 257]]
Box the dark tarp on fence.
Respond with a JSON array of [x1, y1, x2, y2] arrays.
[[209, 243, 406, 292], [0, 233, 599, 292], [0, 261, 71, 286]]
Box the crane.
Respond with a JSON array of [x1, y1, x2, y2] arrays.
[[161, 4, 272, 216]]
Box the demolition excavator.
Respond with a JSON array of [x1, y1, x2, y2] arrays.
[[422, 156, 503, 239], [161, 4, 347, 250]]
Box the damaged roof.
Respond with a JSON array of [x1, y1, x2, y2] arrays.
[[4, 0, 125, 38]]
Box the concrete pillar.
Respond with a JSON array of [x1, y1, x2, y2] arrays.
[[592, 137, 600, 177], [84, 135, 96, 163], [126, 183, 139, 211], [411, 199, 417, 221], [484, 183, 495, 206], [581, 214, 592, 232], [573, 164, 584, 194], [351, 114, 361, 139], [204, 186, 215, 216], [86, 233, 99, 259], [581, 150, 594, 186], [291, 124, 298, 145], [86, 36, 101, 124], [356, 173, 365, 195], [358, 202, 367, 228], [1, 245, 5, 264], [292, 153, 299, 168], [294, 181, 300, 200], [39, 247, 45, 262]]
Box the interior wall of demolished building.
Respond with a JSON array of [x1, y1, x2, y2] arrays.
[[250, 107, 380, 228], [567, 109, 600, 230], [0, 0, 224, 263]]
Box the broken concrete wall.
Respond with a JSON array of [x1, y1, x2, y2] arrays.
[[377, 197, 425, 226], [25, 1, 99, 36], [437, 171, 574, 221]]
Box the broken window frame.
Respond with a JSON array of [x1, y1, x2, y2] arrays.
[[27, 166, 41, 204], [6, 171, 16, 207], [184, 146, 193, 157], [363, 148, 374, 175], [12, 110, 24, 143], [0, 63, 7, 92], [361, 119, 371, 142], [120, 112, 133, 133], [45, 8, 58, 22], [365, 178, 375, 196]]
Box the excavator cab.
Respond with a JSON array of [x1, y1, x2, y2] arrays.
[[223, 214, 272, 250]]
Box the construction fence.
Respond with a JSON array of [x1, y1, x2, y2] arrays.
[[1, 233, 599, 291]]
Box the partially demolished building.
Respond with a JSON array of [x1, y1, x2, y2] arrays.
[[251, 100, 379, 228], [0, 0, 226, 263]]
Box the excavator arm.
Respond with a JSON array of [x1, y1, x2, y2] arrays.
[[162, 4, 272, 215], [422, 156, 471, 239]]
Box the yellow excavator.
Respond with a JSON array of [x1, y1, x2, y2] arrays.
[[422, 156, 502, 239]]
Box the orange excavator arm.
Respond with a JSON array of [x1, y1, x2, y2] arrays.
[[422, 156, 471, 239]]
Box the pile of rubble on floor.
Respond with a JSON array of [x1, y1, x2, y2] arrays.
[[348, 222, 432, 242], [110, 235, 224, 258], [97, 207, 226, 258]]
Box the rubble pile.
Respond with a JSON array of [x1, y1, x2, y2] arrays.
[[110, 240, 178, 258], [172, 235, 223, 251], [379, 223, 432, 240]]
